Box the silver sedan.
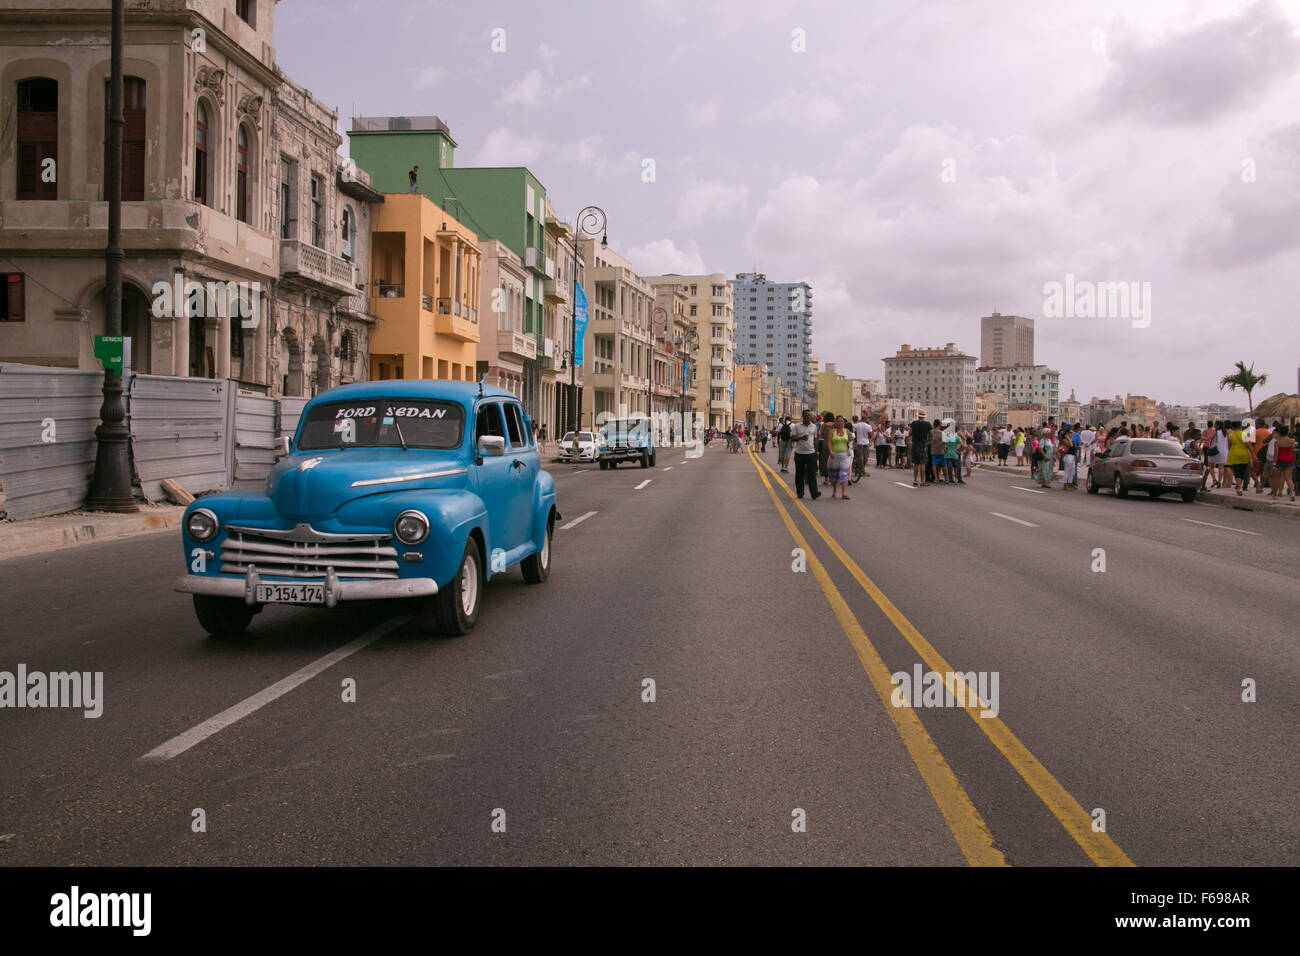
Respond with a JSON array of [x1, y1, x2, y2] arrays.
[[1087, 438, 1203, 502]]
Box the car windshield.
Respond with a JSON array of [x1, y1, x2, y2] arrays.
[[1130, 439, 1185, 456], [297, 399, 464, 450], [579, 432, 595, 442]]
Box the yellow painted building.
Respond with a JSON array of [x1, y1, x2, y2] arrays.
[[367, 193, 481, 381], [816, 363, 853, 417]]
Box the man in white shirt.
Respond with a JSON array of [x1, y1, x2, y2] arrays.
[[790, 409, 822, 499], [1079, 425, 1096, 468], [997, 426, 1014, 467], [852, 415, 872, 478]]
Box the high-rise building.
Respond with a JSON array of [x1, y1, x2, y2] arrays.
[[980, 312, 1034, 367], [883, 343, 977, 426], [730, 273, 814, 408]]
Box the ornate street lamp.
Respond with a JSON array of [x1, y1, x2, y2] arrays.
[[86, 0, 137, 512], [570, 205, 606, 434]]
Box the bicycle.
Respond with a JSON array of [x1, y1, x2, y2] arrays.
[[850, 449, 870, 484]]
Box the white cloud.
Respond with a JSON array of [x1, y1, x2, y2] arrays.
[[676, 181, 750, 226], [410, 65, 445, 90], [472, 127, 543, 166], [687, 96, 722, 126], [624, 238, 707, 275], [497, 69, 591, 109], [758, 89, 843, 130]]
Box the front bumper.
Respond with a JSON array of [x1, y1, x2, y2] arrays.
[[174, 566, 437, 608]]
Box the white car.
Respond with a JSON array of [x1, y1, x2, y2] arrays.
[[558, 431, 598, 462]]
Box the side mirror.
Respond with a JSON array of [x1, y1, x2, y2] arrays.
[[478, 435, 506, 457], [275, 436, 291, 458]]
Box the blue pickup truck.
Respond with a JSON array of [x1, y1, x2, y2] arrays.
[[597, 415, 657, 469], [174, 380, 558, 637]]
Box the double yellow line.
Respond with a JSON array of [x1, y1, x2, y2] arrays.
[[748, 450, 1133, 867]]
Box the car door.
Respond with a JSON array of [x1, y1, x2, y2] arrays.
[[502, 402, 538, 548], [474, 401, 517, 561]]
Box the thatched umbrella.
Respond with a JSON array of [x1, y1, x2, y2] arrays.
[[1253, 393, 1300, 423]]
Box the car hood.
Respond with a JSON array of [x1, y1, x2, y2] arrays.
[[268, 448, 468, 517]]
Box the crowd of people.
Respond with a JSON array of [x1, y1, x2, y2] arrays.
[[738, 412, 1298, 501]]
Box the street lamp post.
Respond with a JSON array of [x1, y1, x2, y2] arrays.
[[570, 206, 606, 435], [86, 0, 137, 513]]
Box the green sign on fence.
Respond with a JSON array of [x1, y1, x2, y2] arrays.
[[93, 335, 124, 373]]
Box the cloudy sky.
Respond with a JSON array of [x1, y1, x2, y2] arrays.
[[276, 0, 1300, 407]]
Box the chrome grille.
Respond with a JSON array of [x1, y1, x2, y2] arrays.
[[220, 524, 400, 580]]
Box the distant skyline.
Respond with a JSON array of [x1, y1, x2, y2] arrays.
[[275, 0, 1300, 407]]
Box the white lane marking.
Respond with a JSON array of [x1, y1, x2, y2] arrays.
[[139, 619, 404, 763], [1182, 518, 1261, 536], [990, 512, 1039, 527], [1012, 486, 1046, 494], [635, 479, 651, 490], [681, 460, 688, 464], [560, 510, 597, 530], [893, 482, 916, 489], [663, 466, 672, 471]]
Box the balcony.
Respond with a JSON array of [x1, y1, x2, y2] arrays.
[[280, 238, 355, 295], [373, 282, 405, 299], [337, 293, 373, 318], [436, 298, 459, 316], [710, 335, 731, 346], [422, 293, 434, 312], [524, 247, 553, 276], [711, 357, 725, 368], [710, 399, 732, 412], [435, 310, 479, 342], [497, 329, 537, 361], [543, 277, 569, 303]]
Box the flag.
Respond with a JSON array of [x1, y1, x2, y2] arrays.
[[573, 283, 589, 366]]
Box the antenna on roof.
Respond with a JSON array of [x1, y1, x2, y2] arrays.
[[478, 377, 484, 398]]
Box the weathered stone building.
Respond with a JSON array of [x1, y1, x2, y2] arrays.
[[0, 0, 379, 396]]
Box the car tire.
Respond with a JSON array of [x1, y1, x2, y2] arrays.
[[1181, 489, 1197, 503], [640, 450, 649, 468], [521, 514, 552, 584], [193, 594, 255, 639], [1113, 473, 1128, 498], [433, 538, 482, 636], [649, 451, 657, 467], [1147, 489, 1162, 498], [1086, 468, 1100, 493]]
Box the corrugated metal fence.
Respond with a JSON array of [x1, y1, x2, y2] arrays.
[[0, 363, 308, 520]]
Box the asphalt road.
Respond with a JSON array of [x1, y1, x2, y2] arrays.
[[0, 444, 1294, 866]]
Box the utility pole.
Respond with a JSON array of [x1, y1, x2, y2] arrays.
[[86, 0, 137, 512]]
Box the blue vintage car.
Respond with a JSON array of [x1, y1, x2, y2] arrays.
[[173, 380, 558, 637]]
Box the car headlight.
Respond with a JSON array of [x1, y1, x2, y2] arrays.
[[394, 509, 430, 546], [187, 508, 219, 543]]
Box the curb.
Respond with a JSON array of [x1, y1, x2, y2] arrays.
[[0, 508, 185, 561]]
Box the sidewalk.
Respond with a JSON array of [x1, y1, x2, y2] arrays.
[[972, 461, 1299, 517], [0, 503, 185, 561]]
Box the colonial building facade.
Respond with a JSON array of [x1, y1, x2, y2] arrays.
[[0, 0, 378, 396]]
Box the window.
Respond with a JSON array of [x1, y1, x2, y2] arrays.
[[17, 78, 58, 200], [194, 100, 210, 205], [1, 274, 24, 321], [310, 176, 322, 246], [103, 77, 146, 200], [280, 158, 294, 238], [476, 403, 505, 440], [236, 126, 250, 223], [236, 0, 253, 25], [341, 206, 355, 260], [504, 403, 528, 447]]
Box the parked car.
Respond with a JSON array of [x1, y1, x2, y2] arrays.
[[557, 430, 599, 463], [598, 415, 656, 469], [1087, 437, 1202, 502], [174, 381, 558, 638]]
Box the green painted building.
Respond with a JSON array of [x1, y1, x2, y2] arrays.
[[348, 116, 554, 412]]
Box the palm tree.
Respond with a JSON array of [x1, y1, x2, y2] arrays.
[[1219, 360, 1268, 418]]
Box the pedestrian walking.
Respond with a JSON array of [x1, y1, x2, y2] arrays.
[[875, 421, 891, 467], [790, 410, 821, 500], [1267, 424, 1295, 499], [852, 414, 872, 479], [928, 422, 947, 484], [1034, 430, 1055, 486], [1226, 421, 1251, 495], [1014, 428, 1026, 466], [1058, 425, 1077, 489], [828, 415, 854, 499], [817, 411, 833, 482], [777, 417, 793, 473]]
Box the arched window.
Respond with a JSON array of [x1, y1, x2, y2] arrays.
[[194, 100, 210, 205], [104, 76, 146, 200], [236, 125, 250, 222], [341, 205, 355, 260], [16, 78, 58, 200]]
